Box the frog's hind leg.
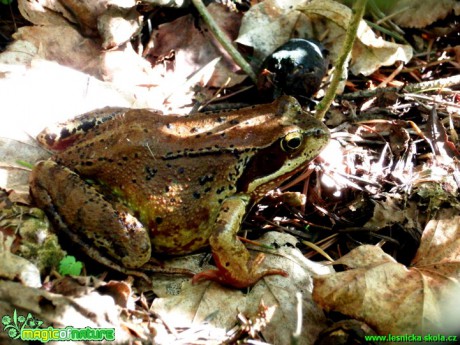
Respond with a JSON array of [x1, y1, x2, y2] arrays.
[[192, 195, 288, 288], [29, 160, 152, 276]]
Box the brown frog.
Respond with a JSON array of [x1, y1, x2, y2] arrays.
[[29, 96, 329, 288]]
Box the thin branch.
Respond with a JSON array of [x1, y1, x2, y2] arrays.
[[340, 74, 460, 100], [191, 0, 257, 83], [315, 0, 368, 121]]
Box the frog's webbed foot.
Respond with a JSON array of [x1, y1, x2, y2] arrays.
[[192, 196, 288, 288], [192, 253, 288, 288]]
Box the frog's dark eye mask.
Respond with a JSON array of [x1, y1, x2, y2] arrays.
[[236, 133, 305, 193]]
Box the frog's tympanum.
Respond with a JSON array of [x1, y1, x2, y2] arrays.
[[30, 96, 329, 288]]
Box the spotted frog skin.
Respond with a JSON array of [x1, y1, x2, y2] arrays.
[[29, 96, 329, 288]]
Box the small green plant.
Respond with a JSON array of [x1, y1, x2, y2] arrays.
[[0, 0, 13, 5], [58, 255, 83, 276]]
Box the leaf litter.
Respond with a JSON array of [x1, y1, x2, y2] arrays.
[[313, 208, 460, 335]]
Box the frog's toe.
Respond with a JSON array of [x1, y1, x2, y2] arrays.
[[192, 268, 288, 288], [191, 269, 221, 285]]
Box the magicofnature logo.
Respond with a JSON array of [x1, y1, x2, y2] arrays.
[[2, 309, 43, 339], [2, 309, 115, 343]]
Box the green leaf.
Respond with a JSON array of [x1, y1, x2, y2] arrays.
[[58, 256, 83, 276], [15, 160, 34, 169]]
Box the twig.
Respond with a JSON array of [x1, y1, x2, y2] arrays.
[[340, 74, 460, 100], [315, 0, 368, 121], [403, 93, 460, 109], [8, 3, 17, 31], [365, 20, 406, 43], [377, 63, 404, 88], [191, 0, 257, 83], [401, 58, 455, 73]]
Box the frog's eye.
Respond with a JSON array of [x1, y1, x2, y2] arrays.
[[281, 132, 303, 152]]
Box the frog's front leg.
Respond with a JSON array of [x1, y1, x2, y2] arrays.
[[29, 160, 151, 272], [192, 196, 288, 288]]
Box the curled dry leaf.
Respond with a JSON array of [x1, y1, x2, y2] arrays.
[[51, 276, 135, 309], [237, 0, 412, 76], [9, 0, 242, 114], [313, 208, 460, 335], [298, 0, 413, 76]]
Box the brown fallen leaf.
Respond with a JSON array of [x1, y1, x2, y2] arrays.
[[379, 0, 460, 29], [364, 194, 422, 231], [146, 2, 245, 89], [98, 5, 141, 49], [12, 25, 101, 77], [18, 0, 121, 37], [313, 208, 460, 335]]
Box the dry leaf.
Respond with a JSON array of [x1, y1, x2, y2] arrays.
[[236, 0, 303, 61], [313, 208, 460, 335], [14, 1, 153, 93], [98, 5, 141, 49], [18, 0, 115, 35], [298, 0, 413, 76], [0, 237, 41, 288], [364, 194, 421, 230], [147, 2, 245, 89], [237, 0, 412, 76], [12, 25, 101, 76], [379, 0, 460, 28], [18, 0, 76, 27], [152, 232, 332, 345]]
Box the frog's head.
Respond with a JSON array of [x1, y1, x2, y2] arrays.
[[237, 96, 330, 201]]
